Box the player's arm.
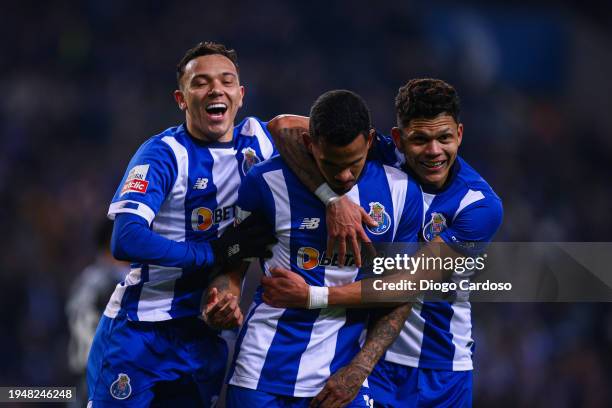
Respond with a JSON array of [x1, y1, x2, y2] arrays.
[[311, 303, 412, 408], [111, 212, 274, 271], [267, 115, 376, 267], [262, 236, 453, 308]]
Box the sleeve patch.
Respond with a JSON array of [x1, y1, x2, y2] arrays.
[[120, 164, 150, 196]]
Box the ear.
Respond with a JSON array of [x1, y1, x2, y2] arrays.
[[174, 90, 187, 111], [391, 127, 403, 150], [457, 123, 463, 147], [238, 85, 245, 109], [302, 132, 313, 154], [367, 129, 375, 149]]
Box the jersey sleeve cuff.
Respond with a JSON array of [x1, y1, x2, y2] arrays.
[[108, 200, 155, 226]]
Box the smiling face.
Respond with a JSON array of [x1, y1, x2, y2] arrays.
[[174, 54, 244, 142], [392, 113, 463, 189]]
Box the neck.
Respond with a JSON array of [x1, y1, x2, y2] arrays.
[[186, 121, 233, 143]]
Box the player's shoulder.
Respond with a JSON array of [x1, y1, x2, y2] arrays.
[[454, 156, 501, 204], [234, 116, 269, 138], [244, 154, 285, 178]]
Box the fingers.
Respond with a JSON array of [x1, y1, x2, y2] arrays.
[[360, 207, 378, 227], [337, 238, 347, 267], [270, 266, 290, 277], [350, 235, 361, 268], [310, 387, 330, 408], [327, 236, 335, 258], [206, 287, 218, 307]]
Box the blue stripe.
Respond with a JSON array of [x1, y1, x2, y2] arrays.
[[329, 309, 368, 374], [257, 308, 320, 394], [418, 301, 455, 370]]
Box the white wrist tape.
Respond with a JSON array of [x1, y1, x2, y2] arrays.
[[308, 286, 329, 309], [314, 183, 340, 206]]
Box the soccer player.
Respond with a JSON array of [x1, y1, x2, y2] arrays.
[[262, 79, 503, 407], [225, 90, 423, 407], [86, 42, 279, 407]]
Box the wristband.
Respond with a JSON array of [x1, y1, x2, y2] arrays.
[[314, 183, 341, 206], [308, 286, 329, 309]]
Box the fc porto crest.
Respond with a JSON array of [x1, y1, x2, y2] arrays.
[[366, 202, 391, 235], [423, 212, 447, 241], [241, 147, 260, 175], [110, 373, 132, 400]]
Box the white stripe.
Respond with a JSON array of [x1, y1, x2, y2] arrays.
[[261, 169, 292, 274], [452, 189, 485, 222], [103, 267, 142, 318], [421, 191, 435, 226], [383, 165, 408, 240], [210, 147, 240, 236], [229, 304, 286, 389], [449, 301, 474, 371], [385, 302, 426, 366], [108, 200, 156, 225], [153, 136, 189, 242], [243, 117, 274, 159], [146, 265, 183, 283], [134, 279, 177, 321], [294, 308, 346, 396]]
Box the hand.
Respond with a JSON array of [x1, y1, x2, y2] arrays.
[[203, 288, 243, 330], [210, 215, 276, 267], [262, 267, 309, 308], [326, 196, 377, 267], [309, 364, 370, 408]]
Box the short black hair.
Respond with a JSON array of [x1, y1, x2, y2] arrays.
[[309, 90, 371, 146], [176, 41, 239, 87], [395, 78, 460, 127]]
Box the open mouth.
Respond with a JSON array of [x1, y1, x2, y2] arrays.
[[205, 103, 228, 120], [420, 160, 446, 170]]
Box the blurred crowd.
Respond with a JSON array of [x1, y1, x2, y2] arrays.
[[1, 1, 611, 406]]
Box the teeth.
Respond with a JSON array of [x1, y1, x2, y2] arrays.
[[207, 103, 227, 109], [424, 161, 444, 168]]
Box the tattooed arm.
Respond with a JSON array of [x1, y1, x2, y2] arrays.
[[310, 303, 412, 408], [267, 115, 376, 267], [202, 262, 248, 330]]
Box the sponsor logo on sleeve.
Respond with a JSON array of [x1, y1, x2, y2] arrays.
[[120, 164, 150, 196]]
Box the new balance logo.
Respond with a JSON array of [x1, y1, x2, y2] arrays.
[[193, 178, 209, 190], [227, 244, 240, 257], [299, 218, 320, 230]]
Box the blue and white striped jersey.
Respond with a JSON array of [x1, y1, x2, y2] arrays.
[[228, 156, 422, 397], [374, 138, 503, 370], [105, 117, 276, 322]]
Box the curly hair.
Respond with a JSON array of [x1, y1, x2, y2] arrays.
[[176, 41, 239, 87], [309, 90, 371, 146], [395, 78, 460, 127]]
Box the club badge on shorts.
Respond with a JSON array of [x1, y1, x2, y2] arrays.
[[110, 373, 132, 400], [366, 202, 391, 235]]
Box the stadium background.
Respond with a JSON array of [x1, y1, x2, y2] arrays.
[[1, 0, 611, 406]]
